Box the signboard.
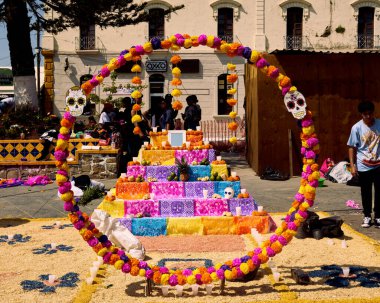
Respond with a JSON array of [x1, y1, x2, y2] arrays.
[[145, 60, 167, 72], [168, 130, 186, 147]]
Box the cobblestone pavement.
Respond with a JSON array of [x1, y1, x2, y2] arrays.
[[0, 153, 378, 242]]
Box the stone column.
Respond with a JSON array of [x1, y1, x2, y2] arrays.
[[255, 0, 266, 51]]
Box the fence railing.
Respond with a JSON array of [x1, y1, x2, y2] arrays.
[[356, 35, 380, 49], [284, 35, 313, 50], [200, 118, 245, 142], [75, 36, 103, 51]]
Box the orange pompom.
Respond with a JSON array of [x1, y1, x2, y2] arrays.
[[109, 254, 120, 265], [172, 100, 183, 111], [161, 40, 172, 49], [171, 78, 182, 86], [227, 98, 237, 106], [132, 104, 141, 111], [170, 55, 182, 65], [60, 119, 72, 128], [132, 76, 142, 85], [228, 122, 238, 131], [227, 74, 238, 83], [133, 126, 141, 135]]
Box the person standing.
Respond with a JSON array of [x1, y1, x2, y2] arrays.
[[159, 98, 175, 130], [347, 100, 380, 228], [182, 95, 200, 130]]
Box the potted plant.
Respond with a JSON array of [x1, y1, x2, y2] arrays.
[[176, 156, 190, 181]]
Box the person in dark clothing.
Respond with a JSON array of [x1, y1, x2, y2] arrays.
[[130, 95, 150, 157], [159, 98, 175, 130], [182, 95, 200, 130], [164, 94, 178, 129], [36, 116, 60, 161]]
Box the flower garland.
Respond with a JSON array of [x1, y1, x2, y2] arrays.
[[57, 34, 320, 287], [170, 53, 184, 111]]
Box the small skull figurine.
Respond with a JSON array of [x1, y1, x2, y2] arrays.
[[65, 86, 87, 117], [284, 90, 307, 120], [224, 187, 235, 199]]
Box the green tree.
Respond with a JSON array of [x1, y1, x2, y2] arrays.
[[0, 0, 184, 110]]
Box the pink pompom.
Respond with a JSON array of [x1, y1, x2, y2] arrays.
[[90, 77, 99, 87], [256, 58, 269, 69], [57, 170, 68, 177], [58, 133, 70, 141], [122, 263, 131, 273], [302, 119, 313, 127], [174, 33, 184, 39], [252, 255, 261, 266], [298, 210, 308, 218], [63, 201, 74, 211], [145, 270, 154, 279], [87, 237, 99, 247], [237, 46, 245, 56], [54, 149, 68, 161], [307, 137, 319, 147], [301, 147, 307, 155], [294, 193, 305, 202], [282, 86, 291, 96], [58, 182, 71, 194], [73, 220, 85, 230], [309, 180, 319, 188], [134, 45, 144, 55], [287, 222, 297, 230], [101, 67, 110, 78], [278, 236, 288, 246], [176, 38, 185, 46], [117, 55, 126, 66], [103, 252, 112, 263], [302, 172, 309, 180], [270, 235, 278, 243], [198, 34, 207, 45], [212, 37, 221, 48], [254, 248, 262, 254], [216, 269, 225, 279], [266, 247, 276, 257], [305, 150, 316, 159], [305, 199, 314, 207], [269, 68, 280, 79], [63, 112, 75, 123]]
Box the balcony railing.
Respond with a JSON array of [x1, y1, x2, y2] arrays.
[[75, 36, 102, 51], [145, 35, 167, 41], [219, 35, 234, 43], [284, 35, 312, 50], [356, 35, 380, 49]]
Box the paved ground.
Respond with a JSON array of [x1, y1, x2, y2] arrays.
[[0, 152, 379, 241]]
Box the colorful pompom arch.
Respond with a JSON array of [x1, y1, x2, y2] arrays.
[[55, 34, 320, 287]]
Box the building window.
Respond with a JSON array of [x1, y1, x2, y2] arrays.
[[217, 73, 233, 115], [79, 24, 95, 50], [357, 7, 375, 48], [218, 8, 234, 42], [149, 8, 165, 40], [0, 68, 13, 86], [286, 7, 303, 49]]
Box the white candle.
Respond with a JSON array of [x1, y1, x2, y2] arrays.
[[51, 243, 57, 250], [191, 284, 199, 296], [241, 188, 246, 194], [204, 140, 209, 145], [273, 272, 281, 283], [107, 191, 113, 198], [48, 275, 56, 284], [7, 234, 14, 241], [185, 141, 191, 148], [341, 239, 347, 249], [205, 284, 213, 295], [144, 141, 149, 147], [90, 267, 98, 278], [161, 285, 169, 296], [132, 157, 138, 162], [203, 189, 209, 199], [55, 221, 61, 228], [152, 127, 157, 132], [196, 126, 201, 131], [161, 141, 167, 147], [175, 285, 183, 296], [235, 206, 242, 216], [257, 205, 264, 212], [231, 171, 237, 178], [120, 173, 127, 178], [251, 228, 258, 236], [342, 267, 350, 277], [86, 277, 94, 285], [216, 156, 222, 161]]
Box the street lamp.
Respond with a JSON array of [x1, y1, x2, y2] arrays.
[[35, 46, 42, 112]]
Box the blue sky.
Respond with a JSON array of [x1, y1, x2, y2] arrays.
[[0, 22, 39, 67]]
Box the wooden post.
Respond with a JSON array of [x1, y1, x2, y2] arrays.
[[219, 279, 225, 294], [288, 129, 293, 178]]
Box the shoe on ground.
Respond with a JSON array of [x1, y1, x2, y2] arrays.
[[374, 218, 380, 229], [361, 217, 372, 228], [291, 268, 311, 285]]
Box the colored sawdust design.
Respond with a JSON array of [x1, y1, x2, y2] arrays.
[[138, 235, 246, 253]]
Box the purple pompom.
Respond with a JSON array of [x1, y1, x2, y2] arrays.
[[236, 46, 244, 56], [256, 58, 269, 69], [213, 37, 221, 48], [269, 68, 280, 79], [54, 149, 68, 162], [307, 137, 319, 147], [104, 240, 112, 248], [122, 263, 131, 273], [103, 252, 112, 263], [87, 222, 95, 230], [119, 49, 128, 56], [242, 47, 252, 59], [198, 34, 207, 45], [151, 37, 161, 49], [87, 237, 99, 247], [73, 220, 85, 230]]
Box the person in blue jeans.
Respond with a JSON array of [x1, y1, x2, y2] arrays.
[[347, 100, 380, 228]]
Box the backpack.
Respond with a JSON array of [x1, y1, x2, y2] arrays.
[[326, 161, 352, 184], [73, 175, 91, 190], [298, 211, 344, 239]]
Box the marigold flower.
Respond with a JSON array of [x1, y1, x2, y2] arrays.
[[184, 39, 192, 48], [131, 90, 142, 99], [132, 55, 141, 62], [133, 126, 141, 135], [143, 42, 153, 53], [124, 52, 132, 61], [172, 67, 181, 77], [161, 40, 172, 49], [229, 111, 237, 119], [228, 122, 238, 131], [227, 98, 237, 106], [171, 44, 181, 51], [132, 104, 141, 111], [227, 73, 238, 83], [131, 114, 142, 124], [130, 266, 139, 276], [172, 100, 183, 110], [171, 78, 182, 86], [171, 88, 182, 97], [227, 88, 237, 95], [132, 76, 142, 85], [227, 63, 236, 71], [131, 64, 141, 73], [170, 55, 182, 65]]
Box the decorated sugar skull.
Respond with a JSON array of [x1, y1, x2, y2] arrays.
[[65, 86, 86, 117], [284, 90, 307, 119], [224, 187, 235, 199]]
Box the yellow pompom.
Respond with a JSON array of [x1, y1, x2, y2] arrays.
[[56, 174, 68, 184], [311, 171, 320, 180], [224, 270, 233, 280], [298, 185, 305, 194], [139, 269, 146, 277], [169, 35, 177, 43], [131, 114, 142, 124], [143, 42, 153, 53], [302, 141, 309, 148], [206, 35, 215, 47], [172, 67, 181, 77], [276, 74, 285, 83], [306, 159, 315, 165], [184, 39, 192, 48], [107, 58, 118, 71], [95, 75, 104, 84], [79, 228, 86, 236], [170, 44, 181, 51], [305, 185, 316, 194], [192, 268, 200, 275], [171, 89, 182, 97], [275, 227, 284, 235], [229, 111, 237, 119], [124, 53, 133, 61], [210, 272, 219, 281], [227, 63, 236, 71], [114, 260, 124, 270], [215, 263, 222, 270], [302, 125, 315, 136], [250, 51, 261, 63], [161, 274, 169, 285], [220, 43, 230, 53], [302, 165, 309, 172], [229, 137, 237, 144], [60, 127, 70, 135], [240, 263, 250, 275], [186, 275, 196, 284], [56, 139, 68, 150], [289, 86, 297, 92], [131, 64, 142, 73], [131, 90, 142, 99], [227, 88, 237, 95], [61, 191, 73, 202], [98, 248, 108, 257], [301, 202, 310, 210]]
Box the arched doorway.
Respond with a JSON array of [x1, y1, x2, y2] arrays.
[[357, 7, 375, 48], [149, 74, 165, 127], [286, 7, 303, 49]]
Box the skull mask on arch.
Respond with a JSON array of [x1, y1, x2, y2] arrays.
[[65, 86, 87, 117], [284, 90, 307, 120]]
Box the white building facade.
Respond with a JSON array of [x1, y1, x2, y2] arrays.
[[42, 0, 380, 118]]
